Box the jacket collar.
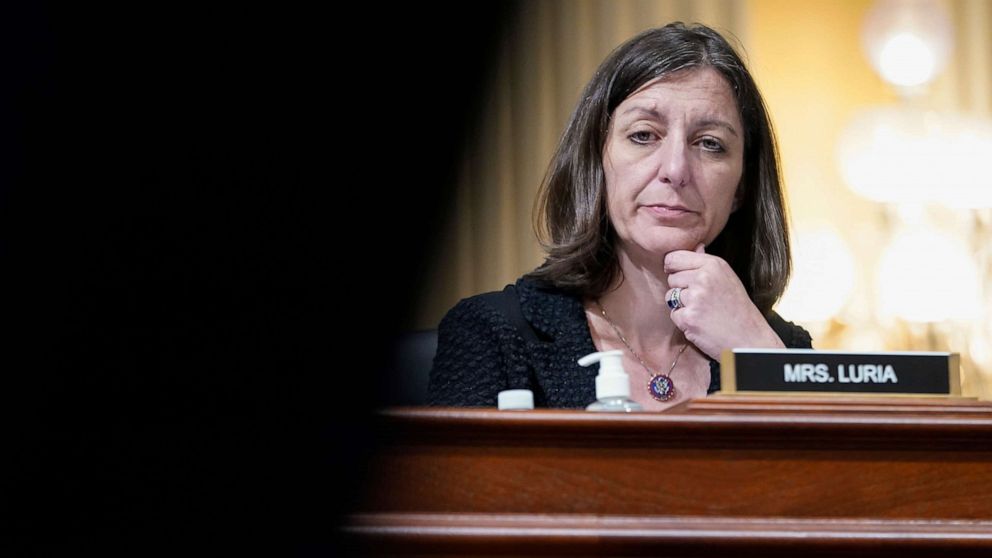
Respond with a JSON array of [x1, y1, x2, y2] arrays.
[[515, 276, 588, 343]]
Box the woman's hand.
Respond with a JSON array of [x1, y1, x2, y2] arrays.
[[664, 243, 785, 360]]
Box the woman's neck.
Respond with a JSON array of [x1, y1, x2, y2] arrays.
[[594, 247, 681, 353]]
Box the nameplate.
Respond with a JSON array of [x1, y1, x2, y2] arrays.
[[719, 349, 960, 396]]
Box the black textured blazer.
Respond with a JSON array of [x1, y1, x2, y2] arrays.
[[427, 276, 813, 408]]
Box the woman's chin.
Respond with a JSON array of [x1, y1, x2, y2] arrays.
[[620, 236, 703, 262], [644, 235, 704, 254]]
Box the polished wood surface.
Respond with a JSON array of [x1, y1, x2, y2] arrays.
[[347, 513, 992, 556], [343, 395, 992, 555]]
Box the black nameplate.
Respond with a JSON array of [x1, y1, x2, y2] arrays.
[[719, 349, 960, 396]]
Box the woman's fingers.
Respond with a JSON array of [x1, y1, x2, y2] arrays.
[[665, 287, 688, 310], [662, 250, 783, 359], [663, 243, 707, 273]]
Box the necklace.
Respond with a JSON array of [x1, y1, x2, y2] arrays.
[[594, 299, 688, 402]]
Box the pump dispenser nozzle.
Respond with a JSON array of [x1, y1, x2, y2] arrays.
[[578, 349, 630, 400], [579, 349, 643, 412]]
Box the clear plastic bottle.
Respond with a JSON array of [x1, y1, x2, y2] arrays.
[[585, 395, 643, 412], [579, 349, 643, 412]]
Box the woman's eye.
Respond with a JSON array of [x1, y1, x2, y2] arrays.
[[629, 131, 656, 144], [699, 137, 725, 152]]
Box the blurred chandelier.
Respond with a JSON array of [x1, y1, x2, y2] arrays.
[[837, 0, 992, 209], [835, 0, 989, 325]]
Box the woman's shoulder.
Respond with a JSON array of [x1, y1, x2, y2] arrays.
[[443, 275, 562, 313], [764, 310, 813, 349], [437, 277, 566, 341], [438, 289, 507, 327], [439, 280, 527, 329]]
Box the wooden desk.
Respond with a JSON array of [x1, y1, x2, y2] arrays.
[[343, 395, 992, 556]]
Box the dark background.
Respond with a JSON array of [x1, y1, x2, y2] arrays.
[[2, 3, 514, 553]]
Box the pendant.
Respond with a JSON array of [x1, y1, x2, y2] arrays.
[[647, 374, 676, 402]]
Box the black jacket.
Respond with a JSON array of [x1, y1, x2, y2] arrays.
[[428, 276, 813, 408]]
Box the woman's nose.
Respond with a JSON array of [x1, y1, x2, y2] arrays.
[[657, 137, 691, 187]]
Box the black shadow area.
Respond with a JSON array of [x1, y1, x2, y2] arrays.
[[1, 3, 516, 554]]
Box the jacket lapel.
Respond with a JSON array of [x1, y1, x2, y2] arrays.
[[515, 277, 598, 408]]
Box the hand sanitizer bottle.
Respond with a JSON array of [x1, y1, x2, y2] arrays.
[[579, 349, 643, 412]]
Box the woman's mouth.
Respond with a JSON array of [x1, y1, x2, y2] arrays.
[[644, 204, 694, 219]]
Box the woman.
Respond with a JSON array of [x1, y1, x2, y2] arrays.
[[428, 22, 812, 410]]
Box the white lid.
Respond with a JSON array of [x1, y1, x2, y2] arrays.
[[498, 389, 534, 410], [578, 349, 631, 400]]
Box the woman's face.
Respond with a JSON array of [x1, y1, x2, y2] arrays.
[[603, 67, 744, 261]]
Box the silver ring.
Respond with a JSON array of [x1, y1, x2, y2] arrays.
[[667, 287, 684, 310]]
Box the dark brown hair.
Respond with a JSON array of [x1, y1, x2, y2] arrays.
[[524, 22, 790, 313]]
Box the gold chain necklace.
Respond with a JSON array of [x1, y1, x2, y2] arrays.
[[594, 299, 687, 402]]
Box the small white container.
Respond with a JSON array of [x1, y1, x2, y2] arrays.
[[497, 389, 534, 410]]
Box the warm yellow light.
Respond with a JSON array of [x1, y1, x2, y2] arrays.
[[838, 107, 992, 208], [776, 226, 855, 323], [875, 226, 981, 323], [837, 107, 936, 204], [938, 117, 992, 209], [876, 32, 936, 87], [862, 0, 952, 91]]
